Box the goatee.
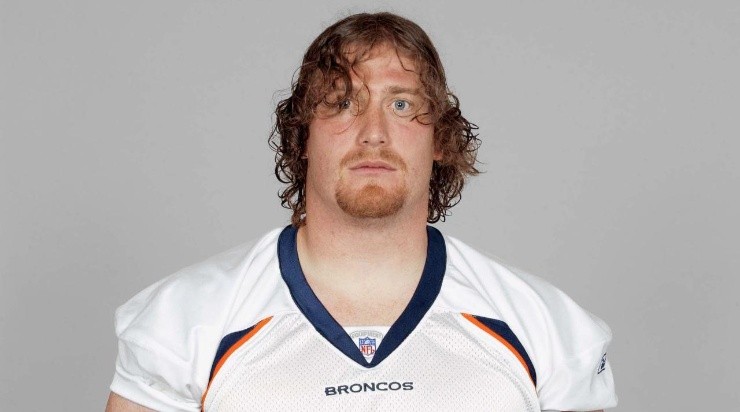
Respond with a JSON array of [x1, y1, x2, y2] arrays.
[[335, 148, 408, 219], [336, 182, 407, 218]]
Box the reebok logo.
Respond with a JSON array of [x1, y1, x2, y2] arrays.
[[597, 353, 607, 374]]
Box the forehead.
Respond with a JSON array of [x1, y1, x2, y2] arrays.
[[344, 44, 421, 87]]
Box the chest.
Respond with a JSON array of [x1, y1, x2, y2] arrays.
[[202, 312, 539, 411]]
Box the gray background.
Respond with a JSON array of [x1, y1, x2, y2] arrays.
[[2, 1, 738, 410]]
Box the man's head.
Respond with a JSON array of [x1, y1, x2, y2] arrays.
[[270, 12, 480, 226]]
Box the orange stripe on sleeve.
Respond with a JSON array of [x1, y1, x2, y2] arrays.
[[201, 316, 273, 409], [461, 313, 534, 386]]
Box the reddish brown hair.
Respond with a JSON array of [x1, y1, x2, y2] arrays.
[[270, 12, 480, 226]]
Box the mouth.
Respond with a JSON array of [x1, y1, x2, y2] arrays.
[[349, 161, 397, 172]]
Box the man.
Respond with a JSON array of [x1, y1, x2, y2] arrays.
[[107, 12, 616, 411]]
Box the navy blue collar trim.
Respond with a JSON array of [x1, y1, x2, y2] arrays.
[[277, 225, 446, 368]]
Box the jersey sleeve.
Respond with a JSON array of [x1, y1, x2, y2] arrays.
[[534, 313, 617, 411], [511, 269, 618, 411], [538, 337, 616, 411], [108, 235, 277, 411], [110, 273, 220, 412]]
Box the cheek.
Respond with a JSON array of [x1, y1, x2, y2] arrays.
[[407, 131, 437, 185], [306, 127, 343, 181], [307, 123, 328, 158], [398, 125, 435, 165], [307, 149, 335, 183]]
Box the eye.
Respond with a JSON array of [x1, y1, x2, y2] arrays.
[[392, 99, 411, 112]]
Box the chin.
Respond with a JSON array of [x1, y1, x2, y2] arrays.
[[335, 183, 407, 219]]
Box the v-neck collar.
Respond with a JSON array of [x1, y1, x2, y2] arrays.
[[277, 225, 446, 368]]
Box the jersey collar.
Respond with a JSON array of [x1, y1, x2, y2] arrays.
[[277, 225, 446, 368]]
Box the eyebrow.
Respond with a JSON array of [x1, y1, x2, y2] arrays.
[[384, 85, 422, 95], [341, 84, 423, 98]]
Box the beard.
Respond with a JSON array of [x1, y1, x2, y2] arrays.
[[335, 181, 408, 219], [334, 148, 408, 219]]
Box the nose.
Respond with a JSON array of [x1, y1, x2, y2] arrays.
[[357, 102, 388, 146]]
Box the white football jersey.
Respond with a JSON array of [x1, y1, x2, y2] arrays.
[[110, 226, 617, 411]]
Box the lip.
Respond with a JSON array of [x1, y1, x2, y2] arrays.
[[349, 161, 397, 171]]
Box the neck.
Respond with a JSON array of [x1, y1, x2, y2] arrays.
[[295, 200, 430, 325], [298, 210, 428, 281]]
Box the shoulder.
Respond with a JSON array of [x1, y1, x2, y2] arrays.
[[110, 227, 289, 411], [440, 233, 617, 410], [441, 233, 612, 346], [115, 227, 284, 339]]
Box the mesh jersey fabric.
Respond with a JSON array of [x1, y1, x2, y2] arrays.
[[204, 313, 538, 411], [110, 226, 617, 411]]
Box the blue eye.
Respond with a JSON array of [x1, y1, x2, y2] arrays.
[[393, 100, 410, 111]]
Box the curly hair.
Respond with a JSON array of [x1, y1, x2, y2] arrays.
[[269, 12, 480, 227]]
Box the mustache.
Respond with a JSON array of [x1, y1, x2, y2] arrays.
[[339, 148, 407, 171]]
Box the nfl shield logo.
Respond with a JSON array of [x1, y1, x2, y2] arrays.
[[359, 337, 376, 356]]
